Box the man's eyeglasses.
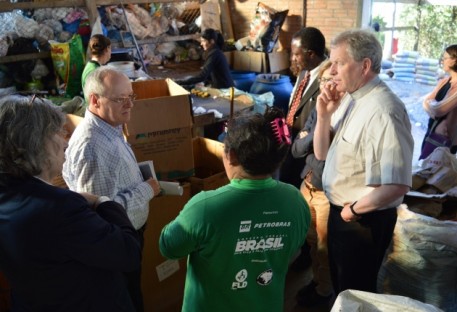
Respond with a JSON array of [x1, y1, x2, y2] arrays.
[[319, 77, 333, 84], [99, 94, 137, 105]]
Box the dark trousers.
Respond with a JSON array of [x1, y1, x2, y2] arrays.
[[327, 203, 397, 295], [125, 225, 146, 312]]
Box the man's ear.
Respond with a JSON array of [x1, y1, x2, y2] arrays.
[[89, 94, 99, 109], [362, 58, 372, 75]]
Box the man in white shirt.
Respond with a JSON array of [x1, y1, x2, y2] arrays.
[[314, 29, 413, 295], [63, 67, 161, 312]]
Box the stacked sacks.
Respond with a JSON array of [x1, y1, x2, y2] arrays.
[[392, 50, 419, 83], [415, 57, 439, 86]]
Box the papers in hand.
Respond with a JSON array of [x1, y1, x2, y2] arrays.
[[138, 161, 183, 196], [158, 181, 183, 196]]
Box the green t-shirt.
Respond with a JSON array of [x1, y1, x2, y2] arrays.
[[160, 178, 310, 312], [81, 60, 100, 89]]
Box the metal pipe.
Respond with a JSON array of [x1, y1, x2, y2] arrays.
[[119, 0, 147, 73]]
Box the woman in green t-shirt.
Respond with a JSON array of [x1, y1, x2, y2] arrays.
[[160, 107, 311, 312], [81, 34, 111, 89]]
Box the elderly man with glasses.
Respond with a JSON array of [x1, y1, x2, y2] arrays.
[[63, 66, 161, 312]]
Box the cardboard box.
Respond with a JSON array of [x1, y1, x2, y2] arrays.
[[268, 50, 290, 73], [141, 183, 191, 312], [52, 114, 84, 189], [231, 50, 290, 73], [224, 51, 233, 68], [63, 113, 84, 140], [188, 137, 229, 195], [127, 79, 194, 181]]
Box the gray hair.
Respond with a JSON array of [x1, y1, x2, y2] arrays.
[[0, 95, 65, 179], [83, 66, 127, 99], [331, 29, 382, 73]]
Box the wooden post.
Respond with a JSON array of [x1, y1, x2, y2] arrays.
[[218, 0, 234, 40], [84, 0, 100, 30]]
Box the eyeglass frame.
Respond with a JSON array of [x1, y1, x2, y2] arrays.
[[97, 93, 138, 105], [319, 77, 333, 84]]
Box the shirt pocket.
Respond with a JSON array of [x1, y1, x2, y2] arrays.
[[336, 135, 364, 177]]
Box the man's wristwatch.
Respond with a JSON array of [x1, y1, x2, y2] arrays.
[[349, 201, 362, 217]]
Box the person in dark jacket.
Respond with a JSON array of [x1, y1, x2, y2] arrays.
[[177, 28, 234, 89], [0, 94, 141, 312], [291, 60, 334, 308], [279, 27, 327, 189], [279, 26, 327, 279]]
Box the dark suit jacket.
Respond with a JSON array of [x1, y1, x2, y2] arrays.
[[279, 74, 321, 188], [290, 77, 320, 139], [291, 109, 325, 190], [0, 175, 141, 312]]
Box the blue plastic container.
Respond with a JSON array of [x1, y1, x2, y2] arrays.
[[231, 70, 256, 92], [249, 74, 293, 114]]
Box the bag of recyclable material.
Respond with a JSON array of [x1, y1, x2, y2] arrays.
[[331, 289, 443, 312], [248, 2, 288, 53], [50, 34, 85, 97], [13, 12, 39, 39], [377, 205, 457, 311]]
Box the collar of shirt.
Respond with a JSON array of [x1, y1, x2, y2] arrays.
[[332, 75, 382, 128], [296, 60, 329, 95], [230, 178, 277, 190], [349, 75, 381, 102], [85, 109, 125, 142], [309, 60, 328, 84]]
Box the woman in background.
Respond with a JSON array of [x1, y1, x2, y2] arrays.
[[291, 60, 334, 308], [177, 28, 234, 89], [160, 107, 310, 312], [0, 94, 140, 312], [81, 34, 111, 88], [420, 44, 457, 159]]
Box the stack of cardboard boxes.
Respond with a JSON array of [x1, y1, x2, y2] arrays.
[[225, 50, 290, 74], [126, 79, 229, 312]]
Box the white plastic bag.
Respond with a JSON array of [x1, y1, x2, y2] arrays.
[[331, 289, 443, 312]]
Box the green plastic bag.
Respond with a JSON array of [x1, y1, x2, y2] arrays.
[[50, 34, 85, 97]]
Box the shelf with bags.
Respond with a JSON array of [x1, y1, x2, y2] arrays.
[[0, 0, 97, 66], [0, 51, 51, 64], [0, 0, 85, 14]]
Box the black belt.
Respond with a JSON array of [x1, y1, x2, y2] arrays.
[[330, 203, 343, 210], [330, 203, 396, 215]]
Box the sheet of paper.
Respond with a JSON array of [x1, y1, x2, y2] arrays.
[[159, 181, 183, 196]]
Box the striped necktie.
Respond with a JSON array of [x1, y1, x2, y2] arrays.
[[286, 72, 311, 127]]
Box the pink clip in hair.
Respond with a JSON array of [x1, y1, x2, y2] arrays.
[[271, 117, 291, 145]]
